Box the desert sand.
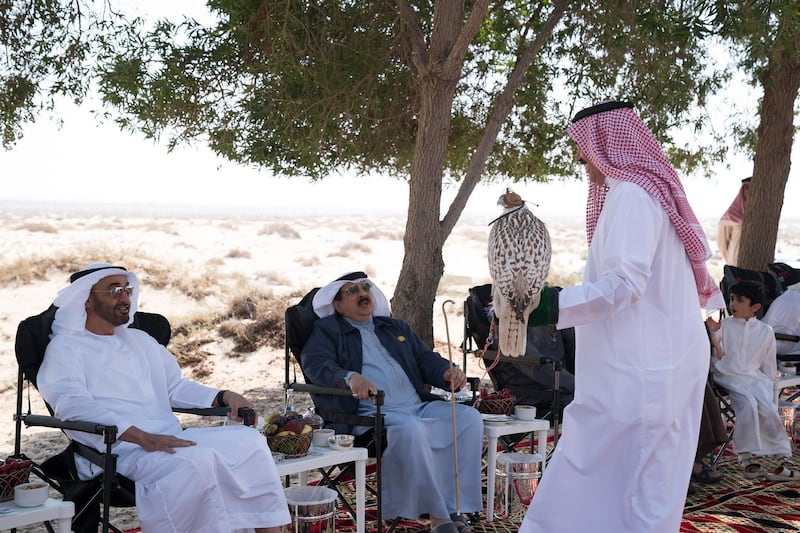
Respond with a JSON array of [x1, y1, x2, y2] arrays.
[[1, 201, 798, 530]]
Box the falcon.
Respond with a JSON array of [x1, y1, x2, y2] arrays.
[[488, 189, 551, 357]]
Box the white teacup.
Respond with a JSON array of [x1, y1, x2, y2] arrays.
[[514, 405, 537, 420], [312, 428, 335, 447]]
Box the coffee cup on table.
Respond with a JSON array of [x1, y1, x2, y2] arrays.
[[514, 405, 537, 420]]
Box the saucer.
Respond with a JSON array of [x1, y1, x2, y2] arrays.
[[481, 414, 513, 426]]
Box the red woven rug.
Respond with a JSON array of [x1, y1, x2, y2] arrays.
[[323, 442, 800, 533], [118, 438, 800, 533]]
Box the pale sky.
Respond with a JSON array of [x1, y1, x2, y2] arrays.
[[0, 0, 797, 222], [1, 98, 797, 223]]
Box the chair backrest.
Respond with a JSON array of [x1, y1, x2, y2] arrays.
[[720, 265, 784, 318], [284, 287, 321, 386], [15, 305, 172, 389], [463, 283, 496, 352], [768, 262, 800, 291]]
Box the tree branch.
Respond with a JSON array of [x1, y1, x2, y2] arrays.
[[441, 0, 569, 237], [396, 0, 429, 73], [443, 0, 491, 74]]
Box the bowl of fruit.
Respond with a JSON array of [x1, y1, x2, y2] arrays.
[[263, 411, 313, 458]]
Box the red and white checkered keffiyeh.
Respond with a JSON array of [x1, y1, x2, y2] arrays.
[[567, 105, 724, 311]]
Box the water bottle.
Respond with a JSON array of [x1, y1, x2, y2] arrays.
[[285, 388, 296, 415]]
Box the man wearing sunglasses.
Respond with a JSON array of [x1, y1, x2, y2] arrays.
[[302, 271, 483, 533], [38, 263, 290, 532]]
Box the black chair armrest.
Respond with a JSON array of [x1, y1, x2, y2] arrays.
[[17, 413, 118, 439], [172, 406, 231, 417], [290, 383, 357, 397], [173, 406, 256, 426]]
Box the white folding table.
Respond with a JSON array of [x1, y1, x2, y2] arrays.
[[0, 498, 74, 533], [276, 445, 368, 533]]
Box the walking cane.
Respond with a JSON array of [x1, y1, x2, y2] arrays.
[[441, 299, 461, 515]]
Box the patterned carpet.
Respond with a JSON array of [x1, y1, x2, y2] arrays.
[[118, 440, 800, 533], [320, 443, 800, 533], [680, 445, 800, 533]]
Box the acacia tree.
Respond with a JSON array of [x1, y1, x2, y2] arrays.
[[717, 1, 800, 271], [3, 1, 729, 345]]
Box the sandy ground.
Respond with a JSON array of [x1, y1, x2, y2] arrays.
[[1, 202, 798, 529]]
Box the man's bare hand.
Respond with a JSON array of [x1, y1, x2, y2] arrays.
[[444, 367, 467, 390], [349, 373, 378, 400], [120, 426, 197, 453], [220, 390, 257, 425]]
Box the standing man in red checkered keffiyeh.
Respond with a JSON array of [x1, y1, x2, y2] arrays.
[[521, 102, 725, 533]]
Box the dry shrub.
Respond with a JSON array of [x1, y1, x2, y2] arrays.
[[361, 229, 404, 240], [299, 256, 320, 267], [259, 223, 301, 239], [0, 247, 132, 285], [255, 270, 292, 286], [17, 222, 59, 234], [170, 316, 218, 376], [216, 221, 239, 231], [140, 222, 179, 235], [218, 291, 291, 353], [226, 249, 252, 259], [342, 241, 372, 254]]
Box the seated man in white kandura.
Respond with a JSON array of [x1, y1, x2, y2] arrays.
[[37, 263, 290, 533]]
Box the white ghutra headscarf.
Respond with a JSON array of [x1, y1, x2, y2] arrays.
[[51, 263, 139, 336], [312, 271, 391, 318]]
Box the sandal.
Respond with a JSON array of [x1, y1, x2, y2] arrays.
[[691, 463, 723, 484], [743, 463, 767, 479], [449, 513, 474, 533], [766, 465, 799, 482]]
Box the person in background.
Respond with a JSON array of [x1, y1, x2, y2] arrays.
[[302, 271, 483, 533], [718, 177, 751, 266], [38, 263, 290, 533], [706, 279, 797, 481], [763, 281, 800, 357], [519, 101, 725, 533]]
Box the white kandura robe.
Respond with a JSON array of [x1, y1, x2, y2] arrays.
[[38, 327, 290, 533], [710, 317, 789, 456], [521, 180, 709, 533]]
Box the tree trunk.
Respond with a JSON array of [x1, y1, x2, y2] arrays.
[[738, 12, 800, 272], [392, 73, 456, 346], [390, 1, 467, 346]]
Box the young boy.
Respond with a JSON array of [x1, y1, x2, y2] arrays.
[[706, 280, 797, 481]]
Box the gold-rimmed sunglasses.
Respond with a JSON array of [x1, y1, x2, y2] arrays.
[[91, 284, 134, 299], [343, 281, 371, 296]]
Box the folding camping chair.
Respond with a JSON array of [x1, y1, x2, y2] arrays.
[[463, 284, 568, 446], [284, 288, 400, 533], [12, 305, 241, 533]]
